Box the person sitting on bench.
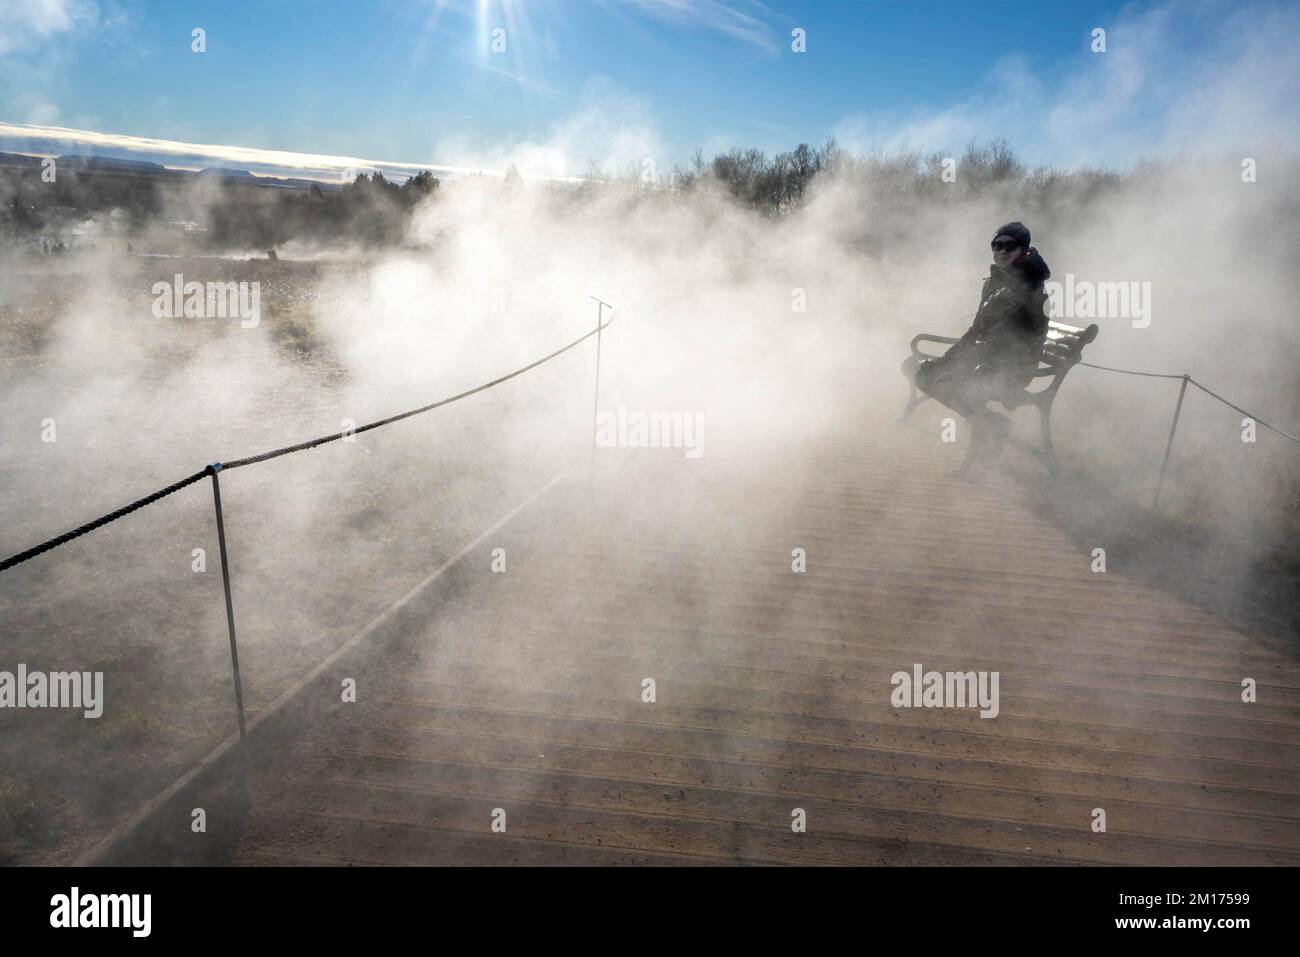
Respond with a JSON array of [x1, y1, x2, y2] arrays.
[[903, 221, 1051, 469]]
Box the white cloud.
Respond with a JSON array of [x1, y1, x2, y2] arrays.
[[832, 1, 1300, 168], [21, 99, 62, 125], [0, 0, 98, 56], [0, 120, 513, 182], [431, 77, 664, 179], [621, 0, 778, 52]]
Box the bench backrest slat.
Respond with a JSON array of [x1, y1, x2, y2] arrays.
[[1040, 320, 1099, 368]]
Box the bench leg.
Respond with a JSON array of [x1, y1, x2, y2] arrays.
[[899, 356, 930, 422], [954, 433, 981, 476], [1038, 398, 1061, 474], [900, 387, 929, 422]]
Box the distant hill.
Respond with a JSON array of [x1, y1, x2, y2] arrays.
[[55, 154, 168, 173], [0, 151, 339, 191], [0, 151, 47, 169], [198, 167, 255, 180]]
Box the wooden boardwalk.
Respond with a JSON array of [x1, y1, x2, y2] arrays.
[[98, 410, 1300, 866]]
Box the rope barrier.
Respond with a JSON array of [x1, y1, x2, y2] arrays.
[[4, 300, 1291, 578], [863, 283, 972, 326], [1187, 378, 1299, 445], [0, 469, 210, 573], [1076, 362, 1298, 445], [0, 313, 614, 574], [224, 314, 612, 470], [1077, 360, 1186, 381]]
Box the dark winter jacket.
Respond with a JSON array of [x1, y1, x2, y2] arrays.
[[947, 247, 1051, 383]]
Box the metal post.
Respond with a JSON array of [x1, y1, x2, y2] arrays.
[[1152, 375, 1189, 510], [209, 464, 247, 741], [589, 297, 609, 482]]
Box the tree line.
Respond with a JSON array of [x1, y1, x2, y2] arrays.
[[1, 140, 1122, 252]]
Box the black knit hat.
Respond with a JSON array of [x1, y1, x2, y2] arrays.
[[993, 221, 1031, 248]]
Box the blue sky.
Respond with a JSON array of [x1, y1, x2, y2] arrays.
[[1, 0, 1297, 179]]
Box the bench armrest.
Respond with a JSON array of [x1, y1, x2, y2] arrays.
[[1032, 351, 1086, 377], [909, 333, 959, 358]]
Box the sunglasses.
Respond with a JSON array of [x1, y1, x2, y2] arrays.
[[990, 239, 1022, 252]]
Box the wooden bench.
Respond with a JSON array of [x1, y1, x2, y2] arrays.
[[901, 319, 1100, 473]]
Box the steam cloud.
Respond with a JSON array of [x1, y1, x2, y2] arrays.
[[1, 0, 1297, 865]]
